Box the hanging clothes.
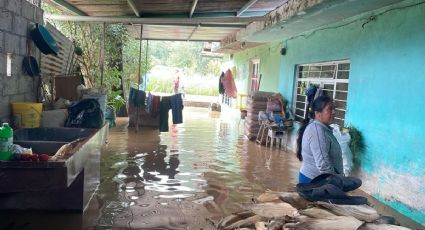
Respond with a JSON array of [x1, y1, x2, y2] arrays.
[[159, 96, 171, 132], [145, 92, 153, 113], [222, 69, 237, 98], [170, 93, 183, 124], [151, 95, 161, 118], [218, 72, 225, 95], [129, 88, 146, 107]]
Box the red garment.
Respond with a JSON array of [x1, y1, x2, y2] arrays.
[[221, 69, 237, 98]]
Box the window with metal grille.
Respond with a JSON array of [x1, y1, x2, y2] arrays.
[[293, 61, 350, 126]]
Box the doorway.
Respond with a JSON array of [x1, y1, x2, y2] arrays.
[[249, 59, 260, 93]]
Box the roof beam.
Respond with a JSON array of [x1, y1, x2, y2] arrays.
[[136, 37, 221, 42], [51, 0, 88, 16], [187, 24, 200, 41], [127, 0, 140, 17], [145, 23, 246, 28], [237, 0, 260, 16], [45, 14, 265, 24], [189, 0, 199, 18], [142, 11, 268, 18]]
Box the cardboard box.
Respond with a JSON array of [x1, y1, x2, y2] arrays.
[[54, 75, 82, 101]]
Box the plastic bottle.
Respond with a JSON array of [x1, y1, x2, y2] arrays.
[[0, 123, 13, 160]]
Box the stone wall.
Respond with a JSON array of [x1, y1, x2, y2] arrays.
[[0, 0, 44, 122]]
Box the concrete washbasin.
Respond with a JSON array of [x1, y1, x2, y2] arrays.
[[0, 126, 108, 212]]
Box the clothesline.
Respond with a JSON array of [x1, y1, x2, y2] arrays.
[[129, 88, 184, 132]]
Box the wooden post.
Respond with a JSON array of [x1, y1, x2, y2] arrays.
[[144, 40, 149, 90], [100, 22, 106, 86]]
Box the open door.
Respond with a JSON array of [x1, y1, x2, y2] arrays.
[[249, 59, 260, 93]]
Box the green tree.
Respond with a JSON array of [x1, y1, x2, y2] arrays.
[[206, 59, 222, 77], [123, 39, 153, 90]]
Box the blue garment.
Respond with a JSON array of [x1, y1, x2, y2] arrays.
[[170, 93, 183, 124], [273, 114, 284, 127], [129, 88, 145, 107], [299, 172, 312, 183]]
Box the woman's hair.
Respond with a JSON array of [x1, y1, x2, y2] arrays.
[[296, 96, 333, 161]]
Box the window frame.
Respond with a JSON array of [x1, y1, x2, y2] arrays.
[[292, 60, 350, 126]]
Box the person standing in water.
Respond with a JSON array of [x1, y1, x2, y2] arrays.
[[173, 70, 180, 94]]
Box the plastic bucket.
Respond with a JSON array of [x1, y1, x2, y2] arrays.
[[11, 102, 43, 128]]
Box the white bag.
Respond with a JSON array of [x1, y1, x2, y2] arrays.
[[330, 124, 353, 176]]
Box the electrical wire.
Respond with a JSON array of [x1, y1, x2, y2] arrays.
[[284, 0, 425, 44]]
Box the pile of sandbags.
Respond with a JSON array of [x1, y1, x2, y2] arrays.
[[244, 91, 285, 141], [212, 190, 410, 230]]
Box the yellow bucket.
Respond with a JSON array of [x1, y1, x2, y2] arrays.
[[11, 102, 43, 128]]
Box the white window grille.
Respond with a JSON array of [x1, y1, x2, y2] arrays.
[[293, 60, 350, 126]]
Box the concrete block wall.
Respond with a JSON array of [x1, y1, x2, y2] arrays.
[[0, 0, 43, 122]]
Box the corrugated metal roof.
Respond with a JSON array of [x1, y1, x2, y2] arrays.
[[48, 0, 286, 43]]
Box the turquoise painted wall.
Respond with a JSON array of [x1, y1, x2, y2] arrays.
[[276, 0, 425, 224], [233, 42, 281, 93]]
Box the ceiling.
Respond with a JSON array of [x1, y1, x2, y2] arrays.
[[126, 24, 243, 42], [48, 0, 409, 53], [59, 0, 284, 17], [49, 0, 286, 42]]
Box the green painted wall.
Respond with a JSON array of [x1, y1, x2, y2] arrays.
[[232, 42, 281, 93], [275, 0, 425, 224]]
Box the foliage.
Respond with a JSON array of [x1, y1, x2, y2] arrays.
[[43, 3, 153, 104], [145, 74, 219, 96], [347, 126, 366, 166], [123, 39, 153, 91], [146, 78, 174, 93], [206, 59, 222, 76], [43, 3, 222, 99], [107, 90, 126, 113], [144, 41, 222, 77]]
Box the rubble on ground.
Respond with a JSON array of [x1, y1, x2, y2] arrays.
[[209, 190, 411, 230]]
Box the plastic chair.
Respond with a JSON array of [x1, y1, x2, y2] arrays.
[[255, 120, 268, 145], [266, 125, 288, 150]]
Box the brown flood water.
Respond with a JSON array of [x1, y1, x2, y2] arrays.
[[93, 107, 300, 229], [0, 107, 422, 229]]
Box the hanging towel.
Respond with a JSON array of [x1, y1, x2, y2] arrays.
[[170, 93, 184, 124]]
